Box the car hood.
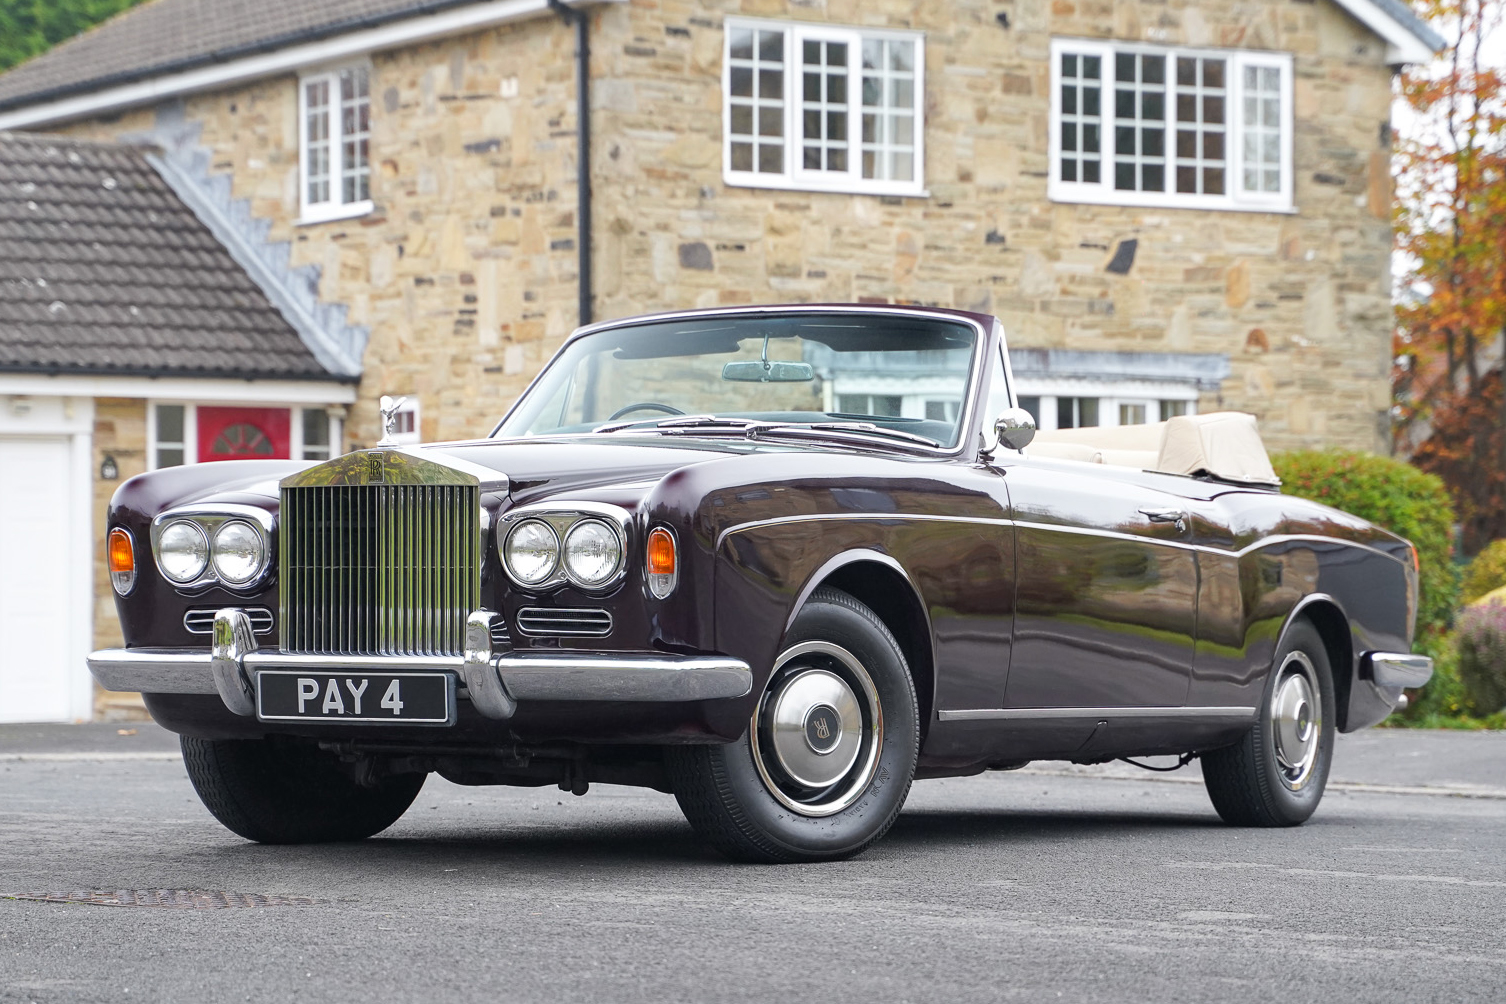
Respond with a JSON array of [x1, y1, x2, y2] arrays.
[[117, 436, 774, 516]]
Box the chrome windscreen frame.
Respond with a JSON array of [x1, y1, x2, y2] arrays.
[[149, 504, 274, 593], [486, 304, 995, 461]]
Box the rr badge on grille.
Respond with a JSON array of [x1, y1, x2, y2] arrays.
[[367, 452, 385, 484]]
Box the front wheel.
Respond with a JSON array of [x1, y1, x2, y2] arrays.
[[667, 588, 919, 863], [1201, 619, 1335, 827], [181, 736, 426, 843]]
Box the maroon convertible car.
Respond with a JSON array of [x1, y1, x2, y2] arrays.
[[90, 305, 1431, 862]]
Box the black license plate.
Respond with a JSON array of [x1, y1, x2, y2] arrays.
[[256, 670, 454, 725]]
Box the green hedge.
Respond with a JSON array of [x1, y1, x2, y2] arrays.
[[1271, 450, 1458, 641], [1461, 539, 1506, 604]]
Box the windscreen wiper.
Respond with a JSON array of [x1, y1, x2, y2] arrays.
[[590, 415, 762, 435]]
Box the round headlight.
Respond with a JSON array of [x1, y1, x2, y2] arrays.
[[505, 519, 560, 585], [563, 519, 622, 587], [158, 520, 209, 583], [212, 520, 265, 585]]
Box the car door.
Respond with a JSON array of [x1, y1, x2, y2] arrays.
[[989, 454, 1199, 710]]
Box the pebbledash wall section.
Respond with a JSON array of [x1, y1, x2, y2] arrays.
[[62, 0, 1396, 455]]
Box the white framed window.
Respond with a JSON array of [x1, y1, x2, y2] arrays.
[[1013, 386, 1199, 432], [723, 18, 926, 197], [149, 403, 194, 469], [299, 65, 373, 223], [147, 403, 342, 468], [1048, 38, 1293, 213]]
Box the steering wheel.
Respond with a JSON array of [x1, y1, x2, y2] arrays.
[[607, 402, 685, 420]]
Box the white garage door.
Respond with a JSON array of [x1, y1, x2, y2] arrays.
[[0, 437, 75, 722]]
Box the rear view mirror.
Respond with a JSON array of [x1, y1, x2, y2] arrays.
[[721, 360, 815, 383]]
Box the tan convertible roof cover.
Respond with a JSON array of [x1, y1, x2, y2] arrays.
[[1024, 411, 1280, 486]]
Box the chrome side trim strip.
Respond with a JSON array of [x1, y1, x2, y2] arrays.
[[937, 705, 1258, 722], [720, 514, 1409, 568], [1364, 651, 1434, 690], [718, 512, 1012, 551]]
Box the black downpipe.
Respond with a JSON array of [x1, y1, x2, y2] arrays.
[[548, 0, 593, 327]]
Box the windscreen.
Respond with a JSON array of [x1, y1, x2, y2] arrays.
[[495, 314, 979, 448]]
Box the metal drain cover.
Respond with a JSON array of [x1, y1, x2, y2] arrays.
[[6, 889, 324, 908]]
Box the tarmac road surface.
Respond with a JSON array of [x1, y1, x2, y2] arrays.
[[1, 723, 1503, 1003]]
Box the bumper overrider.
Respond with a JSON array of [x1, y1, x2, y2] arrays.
[[87, 608, 753, 720]]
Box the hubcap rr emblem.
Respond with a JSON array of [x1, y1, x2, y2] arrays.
[[804, 704, 841, 755]]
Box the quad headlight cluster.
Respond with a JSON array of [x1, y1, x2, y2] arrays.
[[152, 509, 272, 589], [500, 506, 628, 592]]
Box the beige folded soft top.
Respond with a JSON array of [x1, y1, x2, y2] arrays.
[[1022, 411, 1280, 487]]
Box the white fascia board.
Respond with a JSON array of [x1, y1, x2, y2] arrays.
[[0, 0, 618, 131], [0, 373, 358, 404], [1328, 0, 1439, 64]]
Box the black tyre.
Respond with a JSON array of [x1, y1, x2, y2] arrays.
[[667, 587, 919, 863], [1202, 619, 1335, 826], [181, 736, 426, 844]]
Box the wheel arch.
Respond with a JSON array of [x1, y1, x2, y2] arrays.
[[1279, 593, 1355, 732], [787, 550, 937, 742]]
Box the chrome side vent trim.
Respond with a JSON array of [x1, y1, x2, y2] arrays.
[[279, 483, 481, 657], [185, 608, 274, 635], [516, 607, 613, 637]]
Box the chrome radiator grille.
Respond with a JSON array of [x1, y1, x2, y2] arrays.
[[279, 484, 481, 656]]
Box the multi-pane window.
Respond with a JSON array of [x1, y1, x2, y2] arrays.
[[725, 19, 925, 196], [1159, 399, 1189, 420], [1058, 55, 1102, 184], [1057, 397, 1100, 429], [301, 66, 371, 221], [1050, 39, 1291, 211], [301, 409, 332, 462]]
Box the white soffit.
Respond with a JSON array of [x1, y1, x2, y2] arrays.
[[1328, 0, 1443, 64], [0, 373, 357, 404], [0, 0, 617, 131]]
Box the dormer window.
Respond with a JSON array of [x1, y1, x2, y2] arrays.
[[299, 66, 372, 223]]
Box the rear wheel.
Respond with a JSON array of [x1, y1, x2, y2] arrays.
[[1202, 619, 1335, 826], [667, 588, 919, 863], [181, 736, 426, 844]]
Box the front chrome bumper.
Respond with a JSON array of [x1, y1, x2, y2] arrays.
[[88, 608, 753, 721]]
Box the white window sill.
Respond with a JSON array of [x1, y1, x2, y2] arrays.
[[1048, 185, 1295, 215], [724, 171, 928, 200], [296, 200, 375, 226]]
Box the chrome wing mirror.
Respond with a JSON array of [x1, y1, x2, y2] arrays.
[[993, 407, 1037, 453]]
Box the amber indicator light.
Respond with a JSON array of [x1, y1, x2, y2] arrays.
[[646, 527, 676, 575], [108, 528, 135, 573]]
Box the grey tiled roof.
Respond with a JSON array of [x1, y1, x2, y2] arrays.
[[0, 131, 339, 379], [0, 0, 474, 110]]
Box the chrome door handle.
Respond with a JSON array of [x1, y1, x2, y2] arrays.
[[1139, 507, 1187, 532]]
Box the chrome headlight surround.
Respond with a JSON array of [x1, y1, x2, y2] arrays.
[[498, 502, 630, 593], [151, 504, 274, 592]]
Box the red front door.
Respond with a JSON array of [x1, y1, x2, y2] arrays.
[[197, 407, 291, 462]]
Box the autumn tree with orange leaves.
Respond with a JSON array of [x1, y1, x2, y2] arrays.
[[1395, 0, 1506, 553]]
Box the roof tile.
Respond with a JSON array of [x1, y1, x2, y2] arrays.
[[0, 131, 336, 379]]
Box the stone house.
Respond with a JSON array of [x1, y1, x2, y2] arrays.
[[0, 0, 1440, 717]]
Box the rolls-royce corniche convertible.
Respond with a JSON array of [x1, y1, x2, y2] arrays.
[[90, 305, 1432, 862]]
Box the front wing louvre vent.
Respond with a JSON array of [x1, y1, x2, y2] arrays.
[[279, 484, 481, 656]]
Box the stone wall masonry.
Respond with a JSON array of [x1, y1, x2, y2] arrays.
[[56, 0, 1397, 453], [593, 0, 1398, 452], [61, 14, 587, 449], [91, 397, 148, 717]]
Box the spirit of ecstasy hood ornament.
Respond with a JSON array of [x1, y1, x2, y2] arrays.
[[376, 395, 408, 448]]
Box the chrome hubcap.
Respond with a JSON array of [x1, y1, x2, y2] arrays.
[[750, 641, 882, 817], [1271, 651, 1321, 790]]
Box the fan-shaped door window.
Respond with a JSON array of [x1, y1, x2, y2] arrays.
[[197, 407, 291, 463]]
